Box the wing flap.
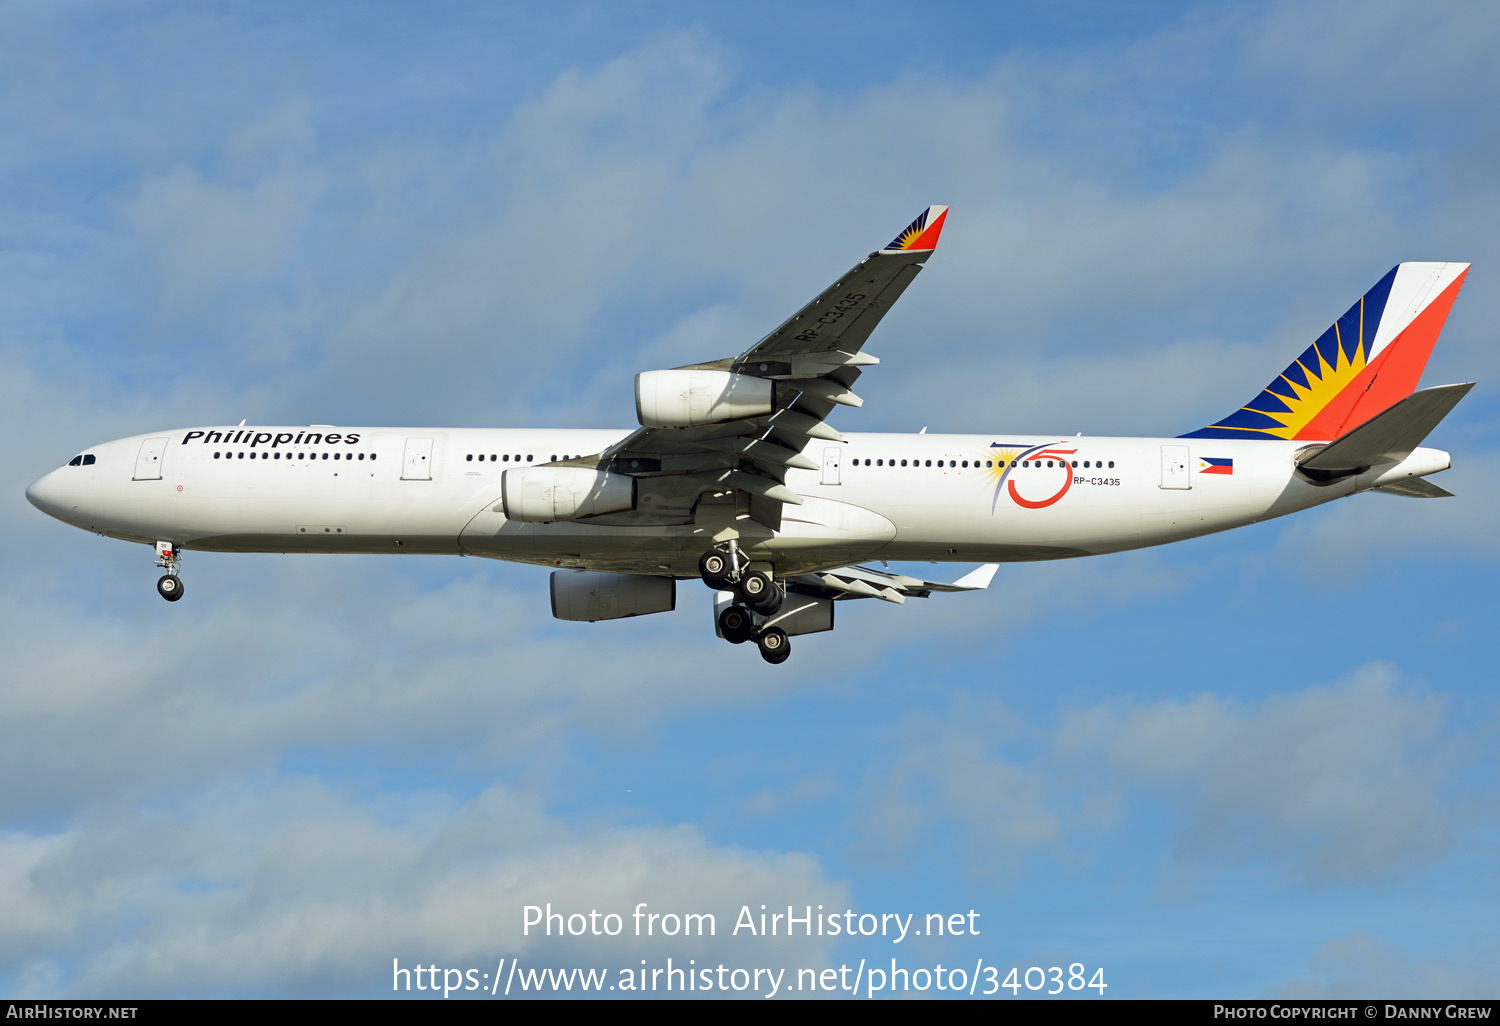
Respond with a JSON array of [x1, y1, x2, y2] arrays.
[[789, 563, 997, 602]]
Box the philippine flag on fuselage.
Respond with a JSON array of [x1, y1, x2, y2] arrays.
[[1199, 457, 1234, 475]]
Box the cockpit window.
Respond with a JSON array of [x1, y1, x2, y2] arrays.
[[68, 456, 82, 466], [82, 454, 96, 466]]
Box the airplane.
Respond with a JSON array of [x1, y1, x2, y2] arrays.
[[25, 206, 1473, 664]]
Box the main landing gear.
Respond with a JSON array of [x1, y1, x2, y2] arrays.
[[155, 541, 184, 602], [703, 546, 790, 664]]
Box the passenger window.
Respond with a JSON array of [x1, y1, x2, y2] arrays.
[[466, 454, 473, 462], [370, 454, 376, 461], [962, 460, 969, 467], [1108, 461, 1115, 468], [358, 453, 365, 460]]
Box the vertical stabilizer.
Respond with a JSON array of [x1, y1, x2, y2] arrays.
[[1183, 262, 1468, 441]]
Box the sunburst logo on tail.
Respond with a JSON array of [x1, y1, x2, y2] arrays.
[[1183, 263, 1469, 442]]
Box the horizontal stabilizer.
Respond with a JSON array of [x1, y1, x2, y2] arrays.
[[1298, 382, 1473, 472], [1373, 478, 1455, 498]]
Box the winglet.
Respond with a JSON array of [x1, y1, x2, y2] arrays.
[[884, 205, 949, 251], [949, 563, 998, 590]]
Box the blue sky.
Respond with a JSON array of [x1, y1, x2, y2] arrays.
[[4, 0, 1499, 999]]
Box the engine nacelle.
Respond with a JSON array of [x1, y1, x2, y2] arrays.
[[635, 369, 774, 428], [551, 571, 676, 622], [502, 467, 635, 523]]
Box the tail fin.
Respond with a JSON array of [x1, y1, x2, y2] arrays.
[[1182, 262, 1469, 441]]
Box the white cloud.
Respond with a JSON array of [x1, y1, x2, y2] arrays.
[[128, 162, 326, 317], [849, 693, 1064, 878], [3, 779, 846, 997], [1057, 663, 1466, 882]]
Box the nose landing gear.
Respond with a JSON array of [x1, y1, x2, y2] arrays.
[[154, 541, 184, 602]]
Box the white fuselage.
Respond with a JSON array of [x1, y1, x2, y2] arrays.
[[25, 425, 1450, 577]]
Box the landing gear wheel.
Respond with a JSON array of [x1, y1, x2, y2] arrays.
[[756, 626, 790, 664], [745, 582, 783, 616], [156, 574, 184, 602], [737, 569, 773, 604], [699, 550, 732, 589], [717, 604, 755, 645]]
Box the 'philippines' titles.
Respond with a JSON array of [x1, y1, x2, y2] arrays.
[[181, 429, 362, 448]]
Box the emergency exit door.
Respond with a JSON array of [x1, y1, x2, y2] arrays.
[[821, 447, 841, 486], [133, 436, 168, 480], [402, 437, 434, 480], [1160, 445, 1192, 489]]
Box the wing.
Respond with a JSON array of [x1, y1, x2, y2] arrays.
[[573, 205, 948, 530]]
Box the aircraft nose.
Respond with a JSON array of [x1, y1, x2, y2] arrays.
[[26, 471, 58, 513]]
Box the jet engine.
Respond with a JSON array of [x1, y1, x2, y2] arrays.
[[551, 571, 676, 621], [502, 467, 635, 523], [635, 369, 773, 428]]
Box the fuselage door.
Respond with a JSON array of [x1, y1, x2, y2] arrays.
[[1160, 444, 1191, 490], [133, 436, 168, 481], [402, 437, 434, 481], [821, 446, 841, 486]]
